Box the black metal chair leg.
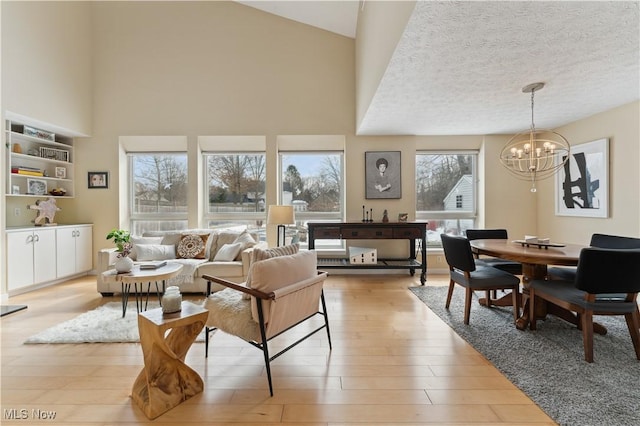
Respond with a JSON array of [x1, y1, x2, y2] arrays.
[[321, 290, 332, 350]]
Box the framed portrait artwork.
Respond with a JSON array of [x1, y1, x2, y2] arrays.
[[88, 171, 109, 189], [365, 151, 401, 199], [55, 167, 66, 179], [555, 138, 609, 218]]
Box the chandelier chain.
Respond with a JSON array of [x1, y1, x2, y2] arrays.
[[530, 89, 536, 131]]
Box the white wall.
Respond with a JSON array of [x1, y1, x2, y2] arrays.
[[1, 1, 93, 297]]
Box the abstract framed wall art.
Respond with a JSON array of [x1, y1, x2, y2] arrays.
[[365, 151, 401, 199], [555, 138, 608, 218]]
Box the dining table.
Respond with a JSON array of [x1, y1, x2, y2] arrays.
[[469, 238, 606, 334]]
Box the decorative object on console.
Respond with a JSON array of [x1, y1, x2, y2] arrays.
[[382, 209, 389, 222], [267, 205, 295, 247], [398, 213, 408, 222], [499, 82, 570, 192], [28, 197, 60, 226]]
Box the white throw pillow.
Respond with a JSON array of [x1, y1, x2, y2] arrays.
[[129, 236, 163, 260], [233, 229, 258, 253], [213, 243, 243, 262], [135, 244, 176, 261]]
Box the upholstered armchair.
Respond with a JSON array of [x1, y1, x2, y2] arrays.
[[202, 250, 331, 396]]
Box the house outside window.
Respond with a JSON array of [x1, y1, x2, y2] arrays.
[[279, 151, 344, 249], [416, 151, 477, 247], [128, 153, 188, 235]]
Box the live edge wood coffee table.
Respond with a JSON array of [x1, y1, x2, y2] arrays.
[[131, 301, 208, 419], [101, 263, 183, 317]]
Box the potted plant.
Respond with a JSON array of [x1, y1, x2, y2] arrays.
[[106, 228, 133, 272]]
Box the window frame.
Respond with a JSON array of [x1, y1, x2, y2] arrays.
[[278, 150, 345, 250], [415, 150, 478, 247], [127, 151, 189, 234], [202, 151, 267, 231]]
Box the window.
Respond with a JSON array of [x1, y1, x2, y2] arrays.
[[203, 152, 267, 239], [128, 153, 188, 235], [416, 152, 477, 247], [279, 151, 344, 248]]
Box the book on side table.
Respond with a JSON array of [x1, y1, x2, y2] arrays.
[[140, 261, 168, 270]]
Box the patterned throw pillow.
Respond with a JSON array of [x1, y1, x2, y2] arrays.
[[177, 234, 209, 259], [243, 243, 300, 299]]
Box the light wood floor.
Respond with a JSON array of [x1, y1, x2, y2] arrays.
[[1, 273, 556, 425]]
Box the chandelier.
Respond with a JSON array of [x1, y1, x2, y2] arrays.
[[499, 82, 570, 192]]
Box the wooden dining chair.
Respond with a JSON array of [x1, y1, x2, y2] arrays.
[[529, 247, 640, 362], [441, 234, 521, 325], [547, 233, 640, 281], [465, 229, 523, 275]]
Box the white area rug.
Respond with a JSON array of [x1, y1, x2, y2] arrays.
[[24, 301, 206, 344]]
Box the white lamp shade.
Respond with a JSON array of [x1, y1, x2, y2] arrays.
[[267, 205, 295, 225]]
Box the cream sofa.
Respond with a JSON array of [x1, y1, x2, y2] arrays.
[[96, 229, 265, 296]]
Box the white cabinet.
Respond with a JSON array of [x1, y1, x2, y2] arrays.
[[5, 118, 75, 198], [56, 225, 93, 278], [7, 228, 57, 290]]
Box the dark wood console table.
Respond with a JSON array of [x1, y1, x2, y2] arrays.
[[307, 221, 427, 284]]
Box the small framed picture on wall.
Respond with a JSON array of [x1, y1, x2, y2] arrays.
[[88, 171, 109, 189]]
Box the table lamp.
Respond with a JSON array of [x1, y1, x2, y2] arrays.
[[267, 205, 295, 247]]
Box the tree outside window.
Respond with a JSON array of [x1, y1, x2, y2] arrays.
[[416, 152, 477, 247], [280, 152, 344, 248], [129, 153, 188, 234]]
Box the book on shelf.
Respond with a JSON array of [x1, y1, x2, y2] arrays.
[[11, 167, 44, 176], [140, 261, 168, 270]]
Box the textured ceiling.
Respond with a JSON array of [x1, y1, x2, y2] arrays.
[[240, 1, 639, 136], [359, 1, 640, 135]]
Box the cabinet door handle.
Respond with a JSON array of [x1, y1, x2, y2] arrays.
[[34, 234, 40, 243], [26, 235, 33, 244]]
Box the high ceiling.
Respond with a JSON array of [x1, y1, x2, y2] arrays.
[[239, 1, 640, 136]]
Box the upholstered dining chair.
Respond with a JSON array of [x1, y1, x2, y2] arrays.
[[202, 250, 330, 396], [529, 247, 640, 363], [547, 233, 640, 281], [465, 229, 523, 275], [441, 234, 521, 325]]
